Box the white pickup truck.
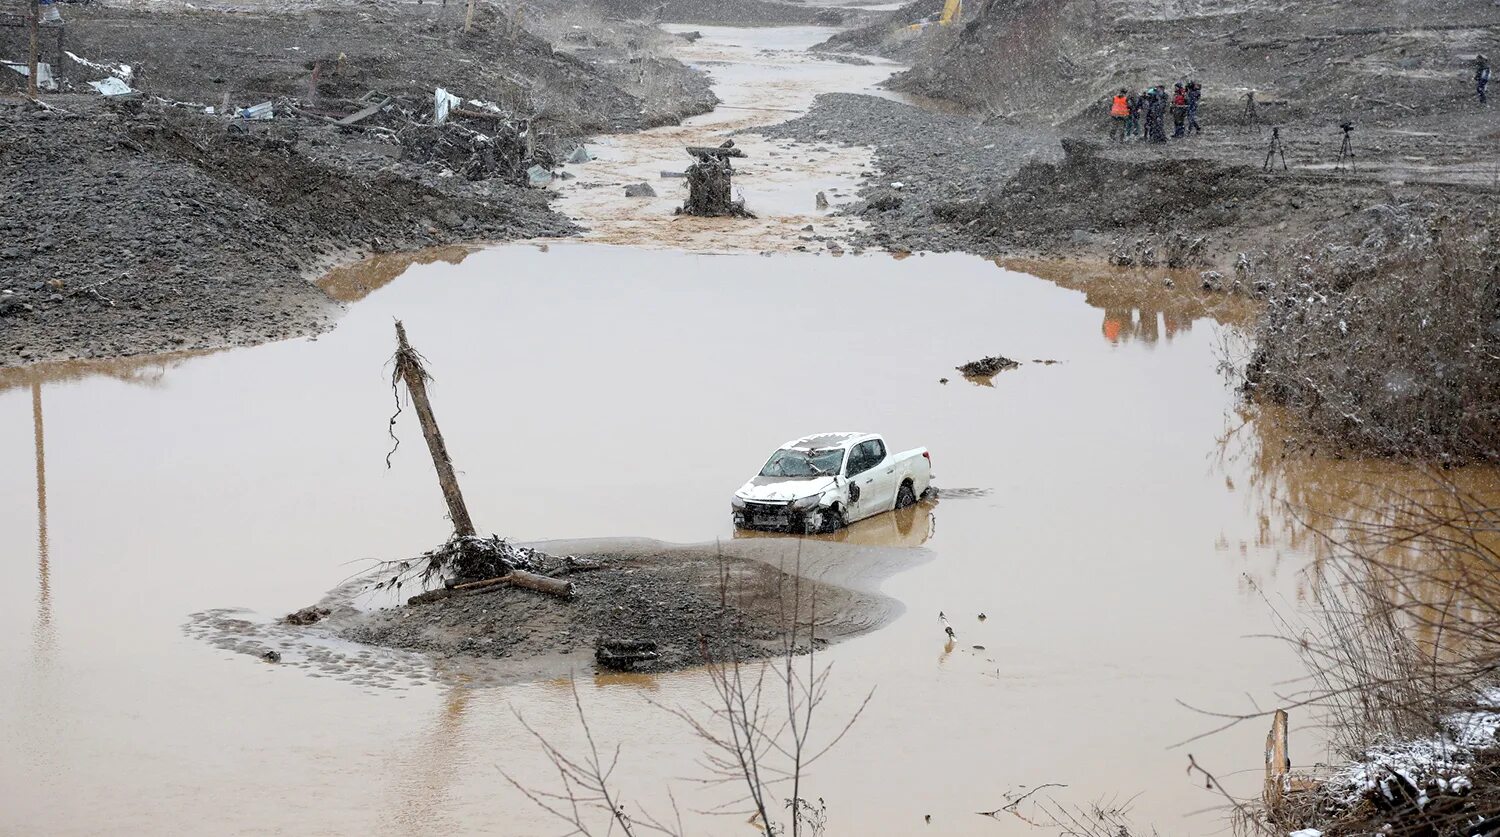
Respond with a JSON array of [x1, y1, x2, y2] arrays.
[[731, 432, 933, 534]]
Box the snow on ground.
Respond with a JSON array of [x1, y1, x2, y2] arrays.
[[1320, 687, 1500, 809]]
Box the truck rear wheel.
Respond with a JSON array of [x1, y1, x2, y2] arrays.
[[895, 482, 917, 509]]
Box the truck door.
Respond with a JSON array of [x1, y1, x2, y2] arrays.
[[862, 438, 898, 513], [845, 440, 894, 521]]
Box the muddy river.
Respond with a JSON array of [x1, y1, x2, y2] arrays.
[[4, 24, 1496, 837]]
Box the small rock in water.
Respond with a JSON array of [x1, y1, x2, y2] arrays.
[[624, 182, 657, 198], [260, 649, 282, 663], [284, 606, 331, 626], [815, 191, 829, 209]]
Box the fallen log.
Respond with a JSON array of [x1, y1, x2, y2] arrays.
[[405, 569, 574, 605], [509, 569, 576, 599]]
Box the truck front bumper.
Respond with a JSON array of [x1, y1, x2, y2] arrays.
[[733, 501, 833, 533], [734, 501, 805, 532]]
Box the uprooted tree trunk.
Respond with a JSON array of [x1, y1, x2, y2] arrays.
[[385, 322, 573, 596], [393, 320, 476, 538], [679, 146, 753, 218]]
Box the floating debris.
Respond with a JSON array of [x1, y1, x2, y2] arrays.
[[957, 355, 1020, 377]]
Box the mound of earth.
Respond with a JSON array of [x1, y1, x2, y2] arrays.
[[0, 97, 571, 366], [317, 537, 920, 674], [53, 3, 714, 134], [888, 0, 1498, 124], [814, 0, 944, 61]]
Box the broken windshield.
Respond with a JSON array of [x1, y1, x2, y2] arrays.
[[759, 447, 845, 478]]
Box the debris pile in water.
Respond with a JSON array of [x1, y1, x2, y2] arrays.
[[957, 355, 1020, 377], [678, 141, 753, 217]]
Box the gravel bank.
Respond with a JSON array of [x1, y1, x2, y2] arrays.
[[754, 92, 1500, 270], [750, 92, 1061, 253]]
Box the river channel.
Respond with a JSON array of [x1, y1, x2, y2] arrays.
[[4, 23, 1496, 837]]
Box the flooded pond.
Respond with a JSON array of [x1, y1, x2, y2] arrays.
[[0, 242, 1327, 833], [4, 23, 1496, 837]]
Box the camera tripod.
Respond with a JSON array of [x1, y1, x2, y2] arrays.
[[1336, 124, 1357, 173], [1263, 126, 1287, 172]]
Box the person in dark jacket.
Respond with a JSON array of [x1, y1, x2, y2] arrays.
[[1478, 55, 1491, 104], [1186, 81, 1203, 134], [1125, 90, 1142, 137], [1145, 87, 1166, 142], [1170, 83, 1188, 138]]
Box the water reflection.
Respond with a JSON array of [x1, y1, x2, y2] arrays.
[[0, 349, 221, 393], [31, 383, 53, 661], [731, 503, 935, 549], [387, 680, 472, 835], [1215, 403, 1500, 604], [1100, 305, 1193, 346], [994, 257, 1258, 341], [317, 246, 475, 304]]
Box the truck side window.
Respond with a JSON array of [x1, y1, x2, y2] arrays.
[[870, 439, 886, 463], [847, 442, 876, 476]]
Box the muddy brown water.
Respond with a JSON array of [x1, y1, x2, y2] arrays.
[[4, 25, 1499, 837]]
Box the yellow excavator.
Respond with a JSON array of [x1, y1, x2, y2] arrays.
[[905, 0, 962, 31]]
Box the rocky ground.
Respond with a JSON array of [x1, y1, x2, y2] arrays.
[[1, 1, 716, 366], [755, 91, 1498, 272]]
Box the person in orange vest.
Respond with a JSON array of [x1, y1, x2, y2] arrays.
[[1109, 88, 1131, 142]]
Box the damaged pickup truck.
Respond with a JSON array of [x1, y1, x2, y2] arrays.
[[731, 432, 933, 534]]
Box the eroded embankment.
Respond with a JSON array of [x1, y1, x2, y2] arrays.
[[0, 3, 716, 367], [756, 92, 1500, 273]]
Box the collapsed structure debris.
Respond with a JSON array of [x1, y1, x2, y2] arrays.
[[678, 139, 753, 217], [595, 638, 661, 670]]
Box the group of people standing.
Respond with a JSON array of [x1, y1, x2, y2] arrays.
[[1109, 82, 1202, 143]]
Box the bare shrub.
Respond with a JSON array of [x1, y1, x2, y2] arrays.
[[506, 547, 870, 837], [1239, 474, 1500, 834], [1243, 205, 1500, 463]]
